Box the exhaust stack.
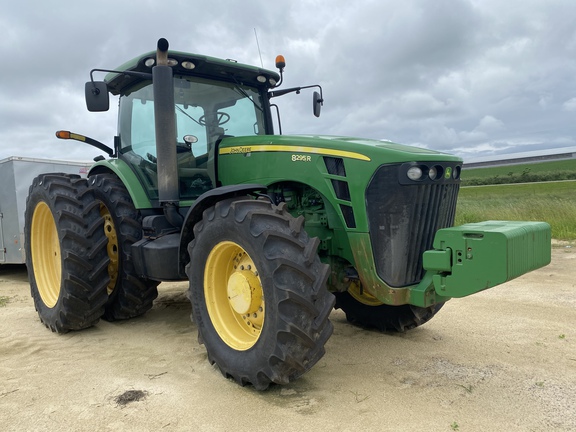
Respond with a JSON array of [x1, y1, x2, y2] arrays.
[[152, 38, 182, 227]]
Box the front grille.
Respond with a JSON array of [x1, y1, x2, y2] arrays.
[[366, 164, 460, 287]]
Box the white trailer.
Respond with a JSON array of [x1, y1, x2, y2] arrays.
[[0, 156, 91, 264]]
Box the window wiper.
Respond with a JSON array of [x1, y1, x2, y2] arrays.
[[175, 105, 203, 126], [229, 75, 263, 113]]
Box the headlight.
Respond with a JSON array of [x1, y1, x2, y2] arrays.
[[407, 166, 423, 181], [453, 166, 461, 180]]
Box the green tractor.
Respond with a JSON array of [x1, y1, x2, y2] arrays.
[[25, 39, 551, 390]]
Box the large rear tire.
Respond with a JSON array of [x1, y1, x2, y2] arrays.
[[334, 282, 444, 332], [186, 198, 334, 390], [24, 174, 110, 333], [89, 173, 159, 320]]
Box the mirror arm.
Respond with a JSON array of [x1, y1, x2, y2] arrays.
[[269, 84, 323, 102]]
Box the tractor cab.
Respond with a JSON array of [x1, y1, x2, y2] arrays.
[[115, 75, 268, 201], [84, 48, 280, 205]]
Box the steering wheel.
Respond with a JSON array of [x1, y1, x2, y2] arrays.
[[198, 111, 230, 126]]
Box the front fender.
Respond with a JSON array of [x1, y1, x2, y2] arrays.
[[178, 184, 268, 275]]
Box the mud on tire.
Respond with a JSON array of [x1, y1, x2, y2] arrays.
[[24, 173, 110, 333], [186, 198, 334, 390]]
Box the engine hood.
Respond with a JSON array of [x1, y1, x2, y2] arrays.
[[218, 134, 462, 163]]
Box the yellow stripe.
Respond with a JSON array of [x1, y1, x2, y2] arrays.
[[219, 144, 371, 161]]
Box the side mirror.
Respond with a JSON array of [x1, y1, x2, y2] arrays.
[[313, 91, 323, 118], [85, 81, 109, 112]]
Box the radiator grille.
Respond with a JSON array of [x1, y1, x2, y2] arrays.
[[366, 164, 459, 287]]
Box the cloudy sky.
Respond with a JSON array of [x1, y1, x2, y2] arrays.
[[1, 0, 575, 163]]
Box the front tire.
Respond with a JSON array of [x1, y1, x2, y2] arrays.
[[89, 174, 159, 320], [334, 282, 444, 332], [24, 174, 110, 333], [187, 199, 334, 390]]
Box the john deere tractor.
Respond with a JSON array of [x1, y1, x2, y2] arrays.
[[24, 39, 551, 390]]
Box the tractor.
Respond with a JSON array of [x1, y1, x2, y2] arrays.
[[24, 39, 551, 390]]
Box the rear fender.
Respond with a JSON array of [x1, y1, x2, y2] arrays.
[[89, 159, 152, 209]]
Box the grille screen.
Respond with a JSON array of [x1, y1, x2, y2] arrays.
[[339, 204, 356, 228], [331, 179, 351, 201], [324, 156, 346, 176], [366, 164, 459, 287]]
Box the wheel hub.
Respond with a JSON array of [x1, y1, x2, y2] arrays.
[[227, 270, 262, 315], [100, 204, 119, 296], [31, 201, 61, 308], [205, 241, 265, 350]]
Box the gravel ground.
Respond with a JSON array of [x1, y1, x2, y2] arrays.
[[1, 245, 575, 431]]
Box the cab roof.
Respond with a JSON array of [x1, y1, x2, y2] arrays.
[[105, 50, 281, 95]]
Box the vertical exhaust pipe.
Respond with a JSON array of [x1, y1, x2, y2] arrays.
[[153, 38, 182, 228]]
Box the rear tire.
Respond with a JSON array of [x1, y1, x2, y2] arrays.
[[186, 199, 334, 390], [24, 174, 110, 333], [89, 173, 159, 320], [334, 283, 444, 332]]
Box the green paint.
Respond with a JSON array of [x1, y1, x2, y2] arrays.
[[86, 45, 551, 307], [89, 159, 152, 209], [424, 221, 551, 297]]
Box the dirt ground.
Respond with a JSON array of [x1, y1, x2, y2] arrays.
[[1, 245, 575, 432]]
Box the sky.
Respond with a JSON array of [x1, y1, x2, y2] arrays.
[[1, 0, 575, 163]]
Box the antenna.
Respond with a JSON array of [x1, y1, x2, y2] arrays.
[[254, 28, 264, 68]]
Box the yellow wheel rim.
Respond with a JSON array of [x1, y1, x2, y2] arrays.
[[30, 202, 61, 308], [205, 241, 265, 350], [100, 204, 119, 296], [348, 281, 384, 306]]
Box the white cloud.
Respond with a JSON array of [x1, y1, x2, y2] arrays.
[[1, 0, 576, 162], [562, 97, 576, 111]]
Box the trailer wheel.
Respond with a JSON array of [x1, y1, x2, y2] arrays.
[[334, 282, 444, 332], [186, 198, 334, 390], [89, 174, 159, 320], [24, 174, 109, 333]]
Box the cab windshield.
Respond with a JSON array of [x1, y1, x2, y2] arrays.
[[118, 76, 266, 200]]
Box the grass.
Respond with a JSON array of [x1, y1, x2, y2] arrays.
[[463, 159, 576, 179], [0, 296, 10, 307], [455, 181, 576, 240], [462, 159, 576, 185]]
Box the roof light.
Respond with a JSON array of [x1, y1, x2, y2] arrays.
[[269, 78, 277, 86], [257, 75, 267, 83], [144, 58, 155, 67], [182, 61, 195, 70], [275, 55, 286, 70], [167, 58, 178, 66]]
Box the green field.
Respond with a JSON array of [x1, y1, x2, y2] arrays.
[[455, 181, 576, 240], [462, 159, 576, 185]]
